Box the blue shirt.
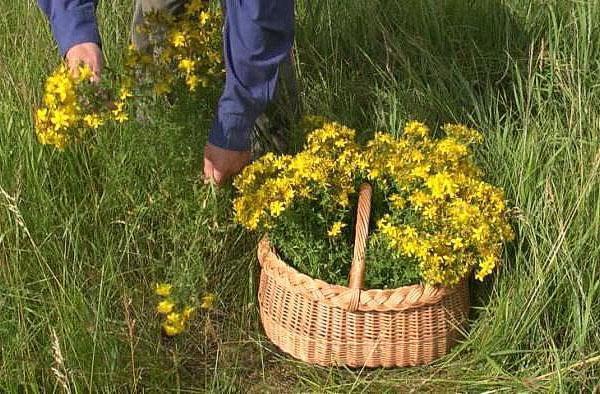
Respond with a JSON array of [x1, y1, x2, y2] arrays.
[[38, 0, 295, 152], [38, 0, 101, 57]]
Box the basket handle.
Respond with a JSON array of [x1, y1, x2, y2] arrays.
[[348, 183, 373, 289]]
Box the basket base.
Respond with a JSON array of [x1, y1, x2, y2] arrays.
[[259, 270, 470, 368]]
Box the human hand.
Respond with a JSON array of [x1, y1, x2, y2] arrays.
[[203, 143, 251, 186], [65, 42, 103, 82]]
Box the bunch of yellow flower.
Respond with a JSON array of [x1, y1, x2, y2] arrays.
[[233, 122, 363, 230], [233, 119, 514, 288], [366, 122, 514, 286], [154, 283, 216, 337], [35, 0, 222, 150], [35, 64, 131, 149], [125, 0, 223, 95]]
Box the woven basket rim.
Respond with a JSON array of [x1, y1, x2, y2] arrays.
[[258, 235, 463, 312]]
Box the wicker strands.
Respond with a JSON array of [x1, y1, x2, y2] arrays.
[[257, 184, 470, 367]]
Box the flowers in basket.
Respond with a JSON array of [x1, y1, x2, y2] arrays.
[[233, 118, 514, 289]]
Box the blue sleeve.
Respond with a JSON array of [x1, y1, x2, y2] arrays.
[[38, 0, 101, 56], [209, 0, 295, 151]]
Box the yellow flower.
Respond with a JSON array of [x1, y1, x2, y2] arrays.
[[166, 312, 182, 324], [47, 73, 72, 102], [155, 283, 172, 297], [199, 11, 211, 25], [269, 201, 285, 217], [200, 293, 216, 310], [449, 200, 474, 224], [182, 306, 196, 320], [114, 112, 128, 123], [327, 221, 346, 238], [37, 131, 50, 146], [434, 138, 468, 161], [472, 224, 490, 242], [111, 101, 128, 123], [50, 108, 72, 129], [37, 129, 67, 150], [389, 194, 406, 209], [410, 165, 430, 179], [422, 204, 437, 220], [401, 238, 420, 257], [442, 123, 483, 144], [76, 64, 94, 82], [178, 58, 196, 74], [475, 252, 497, 281], [36, 108, 49, 122], [426, 172, 458, 198], [337, 191, 349, 207], [450, 237, 465, 251], [409, 190, 429, 209], [162, 321, 184, 336], [185, 75, 199, 91], [163, 313, 187, 335], [409, 149, 425, 163], [34, 8, 224, 150], [83, 114, 104, 129], [43, 93, 57, 106], [118, 87, 133, 101], [156, 300, 175, 314], [368, 168, 381, 180], [404, 120, 430, 138], [170, 31, 187, 47]]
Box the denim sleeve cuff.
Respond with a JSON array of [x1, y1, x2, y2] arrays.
[[208, 113, 253, 151], [52, 4, 101, 56]]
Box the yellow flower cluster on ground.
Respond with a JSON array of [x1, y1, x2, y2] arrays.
[[35, 1, 222, 149], [233, 119, 514, 287], [125, 0, 223, 95], [35, 64, 132, 149], [154, 283, 216, 337]]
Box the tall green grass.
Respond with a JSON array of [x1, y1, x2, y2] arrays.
[[1, 0, 598, 391]]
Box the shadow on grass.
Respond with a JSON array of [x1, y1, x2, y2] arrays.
[[296, 0, 532, 138]]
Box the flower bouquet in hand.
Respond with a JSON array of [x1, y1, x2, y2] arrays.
[[34, 0, 223, 150], [35, 64, 131, 149]]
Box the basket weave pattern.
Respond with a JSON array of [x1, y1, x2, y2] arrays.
[[257, 184, 470, 367]]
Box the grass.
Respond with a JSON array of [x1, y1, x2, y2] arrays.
[[1, 0, 599, 391]]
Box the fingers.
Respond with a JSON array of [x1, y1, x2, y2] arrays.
[[203, 155, 215, 184], [67, 57, 101, 82], [203, 145, 224, 185], [202, 143, 250, 187], [65, 42, 103, 82], [204, 167, 227, 186], [204, 161, 226, 186], [212, 168, 226, 186], [88, 59, 101, 83]]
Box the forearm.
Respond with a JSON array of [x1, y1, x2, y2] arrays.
[[209, 0, 295, 151], [38, 0, 101, 56]]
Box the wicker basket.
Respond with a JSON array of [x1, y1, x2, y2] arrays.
[[257, 183, 470, 367]]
